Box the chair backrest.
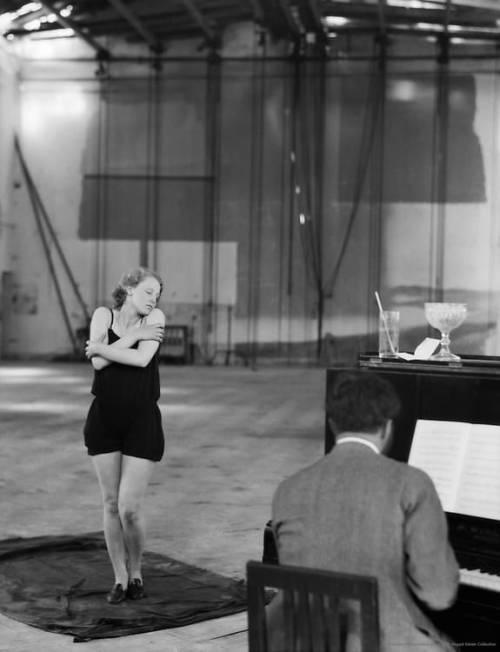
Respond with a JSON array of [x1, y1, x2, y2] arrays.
[[246, 560, 379, 652]]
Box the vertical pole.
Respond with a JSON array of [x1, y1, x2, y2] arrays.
[[287, 52, 300, 363], [149, 59, 162, 270], [247, 45, 266, 369], [314, 56, 326, 361], [96, 72, 109, 304], [225, 305, 232, 366], [203, 51, 221, 363], [278, 56, 291, 360], [142, 66, 154, 267], [368, 37, 387, 351]]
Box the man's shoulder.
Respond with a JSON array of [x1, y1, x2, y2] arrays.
[[274, 458, 322, 493], [371, 455, 441, 512], [378, 453, 434, 485]]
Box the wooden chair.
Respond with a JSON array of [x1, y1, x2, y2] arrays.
[[246, 560, 379, 652]]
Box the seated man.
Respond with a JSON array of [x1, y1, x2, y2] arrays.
[[269, 371, 459, 651]]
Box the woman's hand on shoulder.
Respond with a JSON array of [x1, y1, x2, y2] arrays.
[[135, 309, 166, 343]]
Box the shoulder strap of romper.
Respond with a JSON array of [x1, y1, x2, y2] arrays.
[[108, 307, 114, 328]]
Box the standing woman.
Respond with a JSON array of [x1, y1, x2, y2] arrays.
[[83, 267, 166, 604]]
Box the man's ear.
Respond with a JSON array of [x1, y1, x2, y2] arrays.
[[381, 419, 393, 450]]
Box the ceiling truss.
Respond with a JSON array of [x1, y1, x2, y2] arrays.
[[2, 0, 500, 59]]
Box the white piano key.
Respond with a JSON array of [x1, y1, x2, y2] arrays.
[[460, 567, 500, 592]]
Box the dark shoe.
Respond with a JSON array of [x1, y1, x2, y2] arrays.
[[106, 583, 127, 604], [127, 578, 145, 600]]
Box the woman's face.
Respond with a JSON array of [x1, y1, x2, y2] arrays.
[[127, 277, 162, 315]]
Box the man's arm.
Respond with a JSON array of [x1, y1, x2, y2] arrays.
[[86, 308, 165, 368], [404, 470, 460, 610]]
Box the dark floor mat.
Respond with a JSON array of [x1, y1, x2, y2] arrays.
[[0, 532, 247, 642]]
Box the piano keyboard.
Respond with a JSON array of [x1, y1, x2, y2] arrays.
[[460, 568, 500, 592]]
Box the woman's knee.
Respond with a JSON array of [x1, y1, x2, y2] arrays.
[[102, 494, 120, 515], [118, 499, 141, 525]]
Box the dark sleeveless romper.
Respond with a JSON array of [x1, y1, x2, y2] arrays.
[[83, 310, 165, 461]]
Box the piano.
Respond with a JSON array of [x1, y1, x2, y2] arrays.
[[326, 356, 500, 643]]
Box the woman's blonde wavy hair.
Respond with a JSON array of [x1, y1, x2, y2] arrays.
[[111, 267, 163, 309]]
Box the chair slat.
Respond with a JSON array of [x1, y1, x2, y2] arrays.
[[325, 594, 341, 652], [296, 587, 312, 651], [310, 592, 327, 652], [283, 589, 295, 652]]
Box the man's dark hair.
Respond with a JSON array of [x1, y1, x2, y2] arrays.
[[326, 371, 400, 434]]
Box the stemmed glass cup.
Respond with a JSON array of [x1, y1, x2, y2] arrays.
[[424, 303, 467, 361]]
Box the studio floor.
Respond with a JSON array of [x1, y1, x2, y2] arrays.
[[0, 361, 325, 652]]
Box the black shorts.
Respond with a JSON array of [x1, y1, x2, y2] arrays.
[[83, 399, 165, 462]]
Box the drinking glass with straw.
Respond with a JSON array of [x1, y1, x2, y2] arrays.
[[375, 291, 399, 357]]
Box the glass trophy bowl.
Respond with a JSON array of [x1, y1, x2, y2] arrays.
[[424, 302, 467, 361]]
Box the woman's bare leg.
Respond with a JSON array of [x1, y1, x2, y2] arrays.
[[91, 452, 128, 586], [118, 455, 155, 581]]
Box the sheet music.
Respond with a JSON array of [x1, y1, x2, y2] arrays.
[[454, 424, 500, 520], [409, 419, 500, 520], [408, 420, 470, 512]]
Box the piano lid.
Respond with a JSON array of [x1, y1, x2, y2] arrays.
[[358, 353, 500, 376]]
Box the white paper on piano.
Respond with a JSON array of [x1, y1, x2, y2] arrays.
[[397, 337, 440, 361], [408, 419, 500, 520]]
